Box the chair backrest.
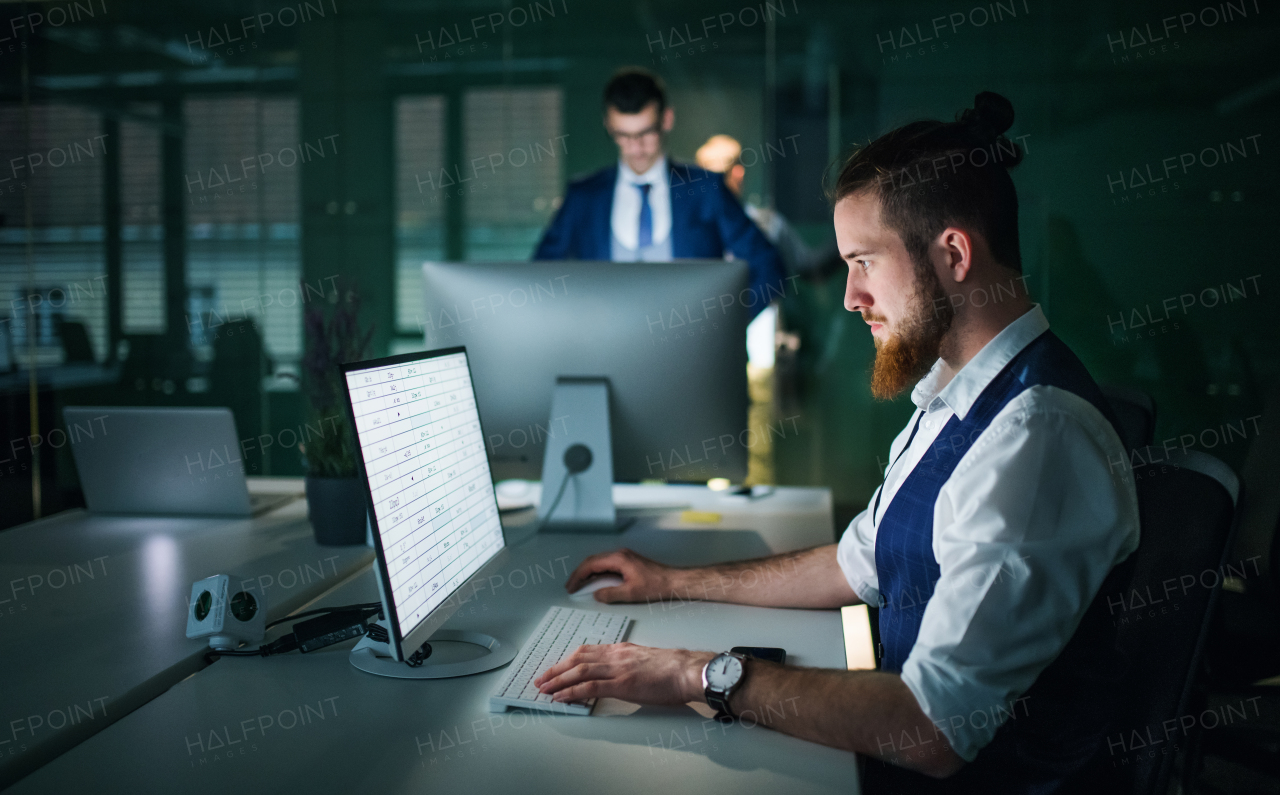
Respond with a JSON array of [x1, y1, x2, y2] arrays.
[[57, 319, 95, 364], [1107, 448, 1239, 794], [1101, 383, 1157, 452], [1233, 387, 1280, 599]]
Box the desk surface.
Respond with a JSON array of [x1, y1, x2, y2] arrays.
[[508, 482, 836, 554], [11, 523, 859, 795], [0, 487, 374, 788]]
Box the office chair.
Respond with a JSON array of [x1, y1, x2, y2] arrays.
[[1107, 447, 1240, 795], [119, 333, 195, 393], [1101, 383, 1157, 452], [0, 316, 12, 372], [56, 319, 95, 364], [1192, 511, 1280, 791], [1192, 400, 1280, 790]]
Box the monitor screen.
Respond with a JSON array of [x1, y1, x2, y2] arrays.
[[344, 348, 504, 642]]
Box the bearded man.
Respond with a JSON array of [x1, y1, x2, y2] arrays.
[[534, 92, 1140, 794]]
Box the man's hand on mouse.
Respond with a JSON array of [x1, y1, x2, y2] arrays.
[[564, 548, 675, 603], [534, 642, 716, 706]]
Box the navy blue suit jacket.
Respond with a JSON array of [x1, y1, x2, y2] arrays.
[[532, 161, 787, 317]]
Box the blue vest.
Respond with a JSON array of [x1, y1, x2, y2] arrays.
[[865, 330, 1132, 794]]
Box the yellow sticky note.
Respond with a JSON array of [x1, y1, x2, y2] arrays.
[[679, 510, 722, 524]]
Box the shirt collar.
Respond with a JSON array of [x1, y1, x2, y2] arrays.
[[910, 304, 1050, 419], [619, 155, 667, 185]]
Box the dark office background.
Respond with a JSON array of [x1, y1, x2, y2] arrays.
[[0, 0, 1275, 538]]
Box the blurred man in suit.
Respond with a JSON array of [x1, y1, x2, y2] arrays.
[[533, 68, 785, 319]]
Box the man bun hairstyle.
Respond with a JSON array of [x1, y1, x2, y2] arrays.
[[827, 91, 1026, 272], [603, 67, 667, 116]]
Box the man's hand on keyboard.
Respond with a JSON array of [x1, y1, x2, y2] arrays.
[[564, 548, 675, 604], [534, 642, 716, 706]]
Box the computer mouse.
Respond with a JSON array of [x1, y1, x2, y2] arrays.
[[495, 480, 537, 511], [569, 574, 624, 600], [496, 480, 532, 498]]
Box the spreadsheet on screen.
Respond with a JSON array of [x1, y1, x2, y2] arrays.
[[345, 351, 504, 638]]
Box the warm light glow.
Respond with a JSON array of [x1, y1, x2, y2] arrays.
[[707, 478, 731, 491], [842, 604, 876, 671]]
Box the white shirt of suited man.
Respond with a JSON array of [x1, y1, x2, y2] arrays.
[[610, 154, 672, 252]]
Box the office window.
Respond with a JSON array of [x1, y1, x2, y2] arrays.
[[463, 87, 563, 261], [184, 95, 301, 362], [121, 104, 164, 334], [0, 103, 106, 365], [394, 95, 446, 334]]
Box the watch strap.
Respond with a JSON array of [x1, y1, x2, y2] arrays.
[[706, 689, 733, 722]]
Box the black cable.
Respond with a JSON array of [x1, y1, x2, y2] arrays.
[[363, 622, 431, 668], [538, 443, 593, 532], [204, 634, 299, 663], [264, 608, 333, 631], [265, 602, 381, 630], [209, 605, 383, 662], [537, 471, 573, 533], [405, 642, 433, 667], [206, 607, 429, 669]]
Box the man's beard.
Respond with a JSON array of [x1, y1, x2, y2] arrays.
[[868, 266, 954, 400]]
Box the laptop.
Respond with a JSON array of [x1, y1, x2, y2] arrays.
[[64, 406, 297, 517]]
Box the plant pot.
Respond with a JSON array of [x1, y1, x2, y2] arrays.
[[305, 476, 368, 546]]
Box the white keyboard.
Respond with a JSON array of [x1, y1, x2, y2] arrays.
[[489, 606, 632, 715]]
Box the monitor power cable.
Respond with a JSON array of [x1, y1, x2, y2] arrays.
[[537, 443, 593, 532]]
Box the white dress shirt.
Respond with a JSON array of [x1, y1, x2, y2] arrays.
[[836, 305, 1140, 761], [610, 156, 671, 251]]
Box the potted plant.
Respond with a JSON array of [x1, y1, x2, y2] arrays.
[[300, 283, 375, 546]]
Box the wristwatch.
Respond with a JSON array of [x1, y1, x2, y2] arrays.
[[702, 651, 748, 723]]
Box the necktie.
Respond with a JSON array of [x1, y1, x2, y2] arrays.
[[635, 183, 653, 249]]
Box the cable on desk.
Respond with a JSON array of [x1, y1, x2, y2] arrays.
[[205, 634, 299, 663], [265, 602, 381, 631], [205, 604, 384, 663]]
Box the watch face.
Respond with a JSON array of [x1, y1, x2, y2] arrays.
[[706, 653, 744, 690]]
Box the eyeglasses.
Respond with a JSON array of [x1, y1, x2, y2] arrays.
[[606, 124, 661, 143]]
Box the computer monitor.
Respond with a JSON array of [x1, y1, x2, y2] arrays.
[[341, 346, 512, 669], [420, 260, 751, 485]]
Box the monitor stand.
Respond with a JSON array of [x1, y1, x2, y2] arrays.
[[349, 621, 518, 679], [538, 377, 626, 533]]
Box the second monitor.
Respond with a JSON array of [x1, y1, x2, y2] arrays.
[[421, 260, 751, 487]]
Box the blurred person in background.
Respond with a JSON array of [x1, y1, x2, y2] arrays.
[[534, 68, 784, 320]]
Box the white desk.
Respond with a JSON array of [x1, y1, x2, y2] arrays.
[[504, 483, 836, 554], [10, 522, 859, 794], [0, 481, 374, 789]]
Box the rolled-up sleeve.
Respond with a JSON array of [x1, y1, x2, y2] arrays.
[[898, 387, 1140, 761]]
